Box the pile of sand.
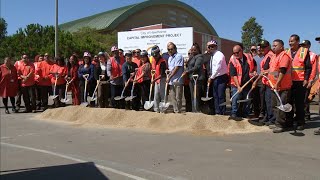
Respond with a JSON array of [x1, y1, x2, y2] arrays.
[[36, 106, 269, 136]]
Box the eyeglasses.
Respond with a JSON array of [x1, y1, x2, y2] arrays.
[[167, 48, 174, 51]]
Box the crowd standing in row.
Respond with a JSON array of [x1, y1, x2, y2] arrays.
[[1, 34, 319, 135]]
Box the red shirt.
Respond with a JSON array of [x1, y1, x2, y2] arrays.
[[16, 61, 35, 87], [50, 64, 67, 85], [0, 64, 19, 97], [36, 60, 54, 86]]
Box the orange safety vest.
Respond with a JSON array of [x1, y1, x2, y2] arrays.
[[151, 56, 167, 84], [136, 63, 151, 83], [308, 51, 318, 82], [228, 53, 255, 87], [268, 51, 292, 91], [286, 47, 308, 81], [110, 56, 125, 78], [260, 51, 275, 86], [133, 57, 141, 67]]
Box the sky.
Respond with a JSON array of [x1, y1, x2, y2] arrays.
[[1, 0, 319, 54]]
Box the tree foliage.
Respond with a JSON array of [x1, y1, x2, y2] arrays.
[[241, 17, 263, 52], [0, 18, 8, 41], [0, 22, 117, 63]]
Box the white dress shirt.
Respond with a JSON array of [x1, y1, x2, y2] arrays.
[[210, 50, 228, 79]]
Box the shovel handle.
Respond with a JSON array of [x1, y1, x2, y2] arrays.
[[83, 74, 89, 80]]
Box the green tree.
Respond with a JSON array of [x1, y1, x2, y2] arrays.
[[0, 17, 7, 41], [241, 17, 263, 52]]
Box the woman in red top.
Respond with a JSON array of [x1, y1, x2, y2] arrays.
[[134, 50, 151, 109], [0, 57, 19, 114], [67, 55, 80, 105], [50, 57, 67, 107]]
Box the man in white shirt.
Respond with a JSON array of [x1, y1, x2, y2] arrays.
[[206, 40, 228, 115], [166, 42, 184, 113]]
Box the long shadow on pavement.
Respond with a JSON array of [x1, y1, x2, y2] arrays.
[[0, 162, 109, 180]]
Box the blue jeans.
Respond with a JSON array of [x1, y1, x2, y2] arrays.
[[212, 74, 227, 115], [231, 86, 250, 117], [265, 86, 276, 123]]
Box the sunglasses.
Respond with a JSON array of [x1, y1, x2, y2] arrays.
[[207, 46, 215, 49], [167, 48, 174, 51], [250, 49, 257, 51]]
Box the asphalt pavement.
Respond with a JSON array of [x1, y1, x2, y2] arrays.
[[1, 105, 320, 180]]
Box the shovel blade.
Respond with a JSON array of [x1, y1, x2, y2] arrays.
[[237, 98, 252, 103], [125, 96, 136, 101], [90, 97, 97, 102], [49, 95, 58, 100], [277, 104, 292, 112], [144, 101, 154, 110], [80, 102, 89, 107], [201, 97, 213, 101], [61, 99, 70, 103], [159, 102, 170, 112], [114, 96, 125, 101]]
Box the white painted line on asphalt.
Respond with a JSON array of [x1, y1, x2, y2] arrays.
[[1, 142, 147, 180]]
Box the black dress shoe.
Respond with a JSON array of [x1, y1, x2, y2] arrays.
[[5, 110, 10, 114]]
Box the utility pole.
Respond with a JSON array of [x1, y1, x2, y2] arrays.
[[55, 0, 58, 57]]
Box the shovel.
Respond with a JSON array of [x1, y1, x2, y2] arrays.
[[125, 72, 138, 101], [144, 70, 156, 110], [237, 87, 254, 103], [90, 75, 104, 102], [192, 74, 199, 112], [262, 75, 292, 112], [80, 74, 89, 107], [201, 81, 213, 101], [219, 75, 258, 106], [61, 79, 71, 103], [159, 70, 171, 112], [114, 77, 132, 101], [172, 74, 183, 86], [49, 73, 59, 100]]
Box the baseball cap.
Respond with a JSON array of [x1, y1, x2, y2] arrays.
[[258, 40, 270, 48], [300, 40, 311, 46], [140, 50, 148, 57], [124, 50, 132, 56], [207, 40, 218, 46], [151, 45, 160, 56], [111, 46, 118, 52], [98, 52, 105, 57], [83, 52, 91, 58]]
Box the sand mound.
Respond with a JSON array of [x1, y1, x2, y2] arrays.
[[36, 106, 268, 136]]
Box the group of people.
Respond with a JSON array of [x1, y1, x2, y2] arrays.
[[1, 34, 319, 135]]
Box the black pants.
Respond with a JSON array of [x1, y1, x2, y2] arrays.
[[124, 82, 139, 110], [79, 80, 95, 106], [111, 84, 125, 109], [184, 84, 192, 112], [21, 85, 36, 111], [35, 85, 42, 108], [97, 82, 110, 108], [252, 84, 266, 117], [16, 80, 22, 108], [2, 97, 15, 110], [272, 89, 292, 128], [53, 84, 66, 108], [289, 81, 306, 126], [40, 86, 51, 108], [304, 88, 311, 121], [137, 80, 151, 109]]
